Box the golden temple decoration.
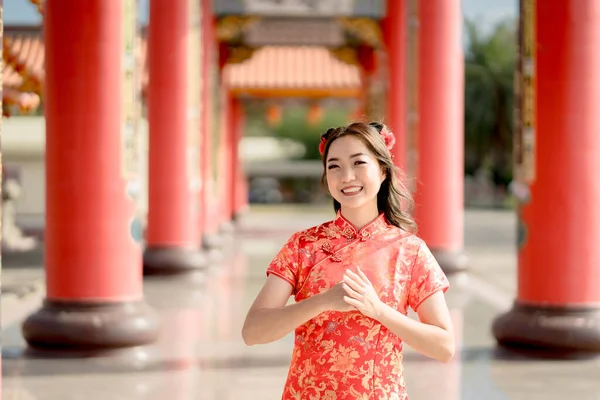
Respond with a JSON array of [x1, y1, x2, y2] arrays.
[[28, 0, 44, 15], [328, 46, 358, 66], [216, 16, 259, 43], [3, 37, 43, 95], [514, 0, 536, 184], [338, 17, 383, 49], [226, 45, 256, 65]]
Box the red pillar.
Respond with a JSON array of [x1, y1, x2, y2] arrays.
[[413, 0, 467, 273], [200, 4, 226, 254], [143, 0, 207, 275], [216, 85, 235, 233], [1, 0, 3, 389], [21, 0, 158, 350], [357, 45, 376, 122], [382, 0, 407, 170], [228, 93, 239, 221], [231, 97, 249, 219], [493, 0, 600, 354]]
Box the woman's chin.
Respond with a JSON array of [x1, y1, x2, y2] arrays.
[[335, 197, 368, 210]]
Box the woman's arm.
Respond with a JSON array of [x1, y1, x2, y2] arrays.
[[342, 268, 455, 362], [376, 292, 455, 362], [242, 276, 351, 346]]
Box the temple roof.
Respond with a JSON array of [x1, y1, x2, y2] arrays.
[[224, 46, 361, 98], [3, 26, 361, 105], [2, 35, 41, 117]]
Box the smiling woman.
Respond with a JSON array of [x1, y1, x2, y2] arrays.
[[320, 122, 415, 232], [242, 121, 455, 400]]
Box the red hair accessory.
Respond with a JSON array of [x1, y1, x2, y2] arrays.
[[380, 127, 396, 151], [319, 136, 327, 155]]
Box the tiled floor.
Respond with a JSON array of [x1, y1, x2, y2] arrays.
[[3, 208, 600, 399]]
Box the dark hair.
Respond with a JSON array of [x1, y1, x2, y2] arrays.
[[320, 121, 417, 233]]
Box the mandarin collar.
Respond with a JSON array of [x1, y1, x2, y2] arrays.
[[332, 211, 390, 240]]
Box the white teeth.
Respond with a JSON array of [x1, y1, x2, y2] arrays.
[[342, 187, 362, 194]]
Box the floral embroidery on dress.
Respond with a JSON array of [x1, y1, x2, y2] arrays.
[[266, 212, 449, 400], [342, 226, 356, 240]]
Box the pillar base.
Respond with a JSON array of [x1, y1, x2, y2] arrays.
[[201, 233, 224, 264], [219, 220, 236, 235], [22, 300, 159, 351], [431, 248, 468, 274], [143, 246, 208, 276], [203, 232, 224, 250], [493, 302, 600, 356], [232, 208, 247, 222]]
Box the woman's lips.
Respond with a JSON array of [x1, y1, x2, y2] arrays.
[[341, 186, 363, 196]]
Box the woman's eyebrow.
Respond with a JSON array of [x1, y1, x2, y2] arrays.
[[350, 152, 366, 158], [327, 153, 366, 163]]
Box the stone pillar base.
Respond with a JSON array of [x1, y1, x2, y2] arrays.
[[219, 220, 236, 235], [22, 300, 159, 351], [431, 248, 468, 274], [202, 233, 225, 264], [203, 232, 224, 249], [143, 247, 208, 276], [493, 302, 600, 356]]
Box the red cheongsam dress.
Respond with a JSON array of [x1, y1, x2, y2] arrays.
[[267, 212, 450, 400]]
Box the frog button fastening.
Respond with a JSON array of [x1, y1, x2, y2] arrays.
[[342, 227, 355, 240], [321, 240, 333, 254]]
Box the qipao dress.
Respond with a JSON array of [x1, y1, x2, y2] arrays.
[[266, 212, 450, 400]]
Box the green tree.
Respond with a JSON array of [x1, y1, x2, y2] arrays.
[[272, 106, 349, 160], [464, 18, 517, 187]]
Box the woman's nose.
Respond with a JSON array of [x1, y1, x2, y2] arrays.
[[341, 167, 355, 182]]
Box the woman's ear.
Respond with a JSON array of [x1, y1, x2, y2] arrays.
[[380, 167, 386, 184]]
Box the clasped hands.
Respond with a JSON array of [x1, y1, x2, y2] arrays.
[[323, 266, 384, 320]]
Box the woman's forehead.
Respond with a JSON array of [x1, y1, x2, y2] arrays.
[[328, 135, 369, 155]]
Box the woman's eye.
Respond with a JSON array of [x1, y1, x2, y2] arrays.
[[327, 165, 339, 170], [354, 160, 366, 166]]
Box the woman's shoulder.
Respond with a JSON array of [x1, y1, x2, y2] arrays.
[[383, 228, 431, 257], [384, 224, 422, 243], [291, 219, 338, 243]]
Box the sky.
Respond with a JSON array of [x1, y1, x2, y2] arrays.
[[462, 0, 517, 32]]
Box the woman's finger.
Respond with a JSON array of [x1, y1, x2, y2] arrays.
[[343, 273, 363, 292], [345, 269, 366, 287], [343, 296, 362, 309], [342, 282, 363, 300], [356, 266, 371, 285]]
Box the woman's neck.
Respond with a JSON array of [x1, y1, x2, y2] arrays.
[[340, 206, 380, 231]]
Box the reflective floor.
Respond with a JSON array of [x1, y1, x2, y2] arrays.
[[3, 208, 600, 399]]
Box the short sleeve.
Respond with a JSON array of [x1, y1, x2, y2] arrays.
[[266, 233, 300, 293], [407, 241, 450, 311]]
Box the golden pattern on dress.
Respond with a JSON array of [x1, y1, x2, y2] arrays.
[[267, 212, 450, 400]]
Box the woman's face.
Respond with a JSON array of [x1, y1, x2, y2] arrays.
[[325, 135, 385, 213]]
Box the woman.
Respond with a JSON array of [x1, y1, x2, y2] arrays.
[[242, 122, 454, 400]]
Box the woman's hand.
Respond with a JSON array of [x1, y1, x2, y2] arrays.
[[321, 282, 356, 313], [342, 267, 384, 320]]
